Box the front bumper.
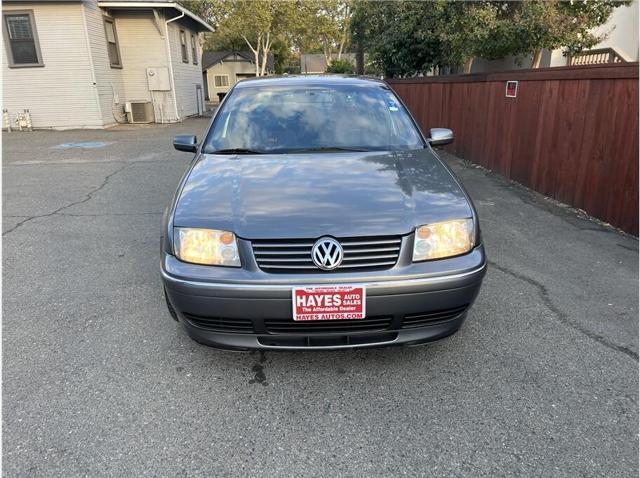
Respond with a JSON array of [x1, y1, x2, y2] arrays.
[[161, 245, 487, 350]]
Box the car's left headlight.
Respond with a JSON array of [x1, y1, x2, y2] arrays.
[[412, 219, 474, 261], [174, 227, 241, 267]]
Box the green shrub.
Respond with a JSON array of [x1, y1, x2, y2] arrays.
[[325, 58, 354, 74]]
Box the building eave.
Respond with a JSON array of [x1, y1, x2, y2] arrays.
[[97, 1, 214, 32]]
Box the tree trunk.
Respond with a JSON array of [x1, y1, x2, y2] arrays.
[[323, 42, 332, 68], [260, 32, 271, 77], [531, 49, 543, 68], [242, 34, 261, 77], [463, 57, 474, 74], [337, 30, 346, 61], [354, 15, 364, 75], [355, 38, 364, 75], [337, 5, 350, 62]]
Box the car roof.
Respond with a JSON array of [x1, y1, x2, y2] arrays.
[[234, 75, 387, 89]]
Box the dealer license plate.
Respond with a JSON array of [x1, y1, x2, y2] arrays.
[[292, 286, 366, 321]]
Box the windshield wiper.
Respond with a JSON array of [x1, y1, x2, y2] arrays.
[[284, 146, 370, 153], [210, 148, 265, 155]]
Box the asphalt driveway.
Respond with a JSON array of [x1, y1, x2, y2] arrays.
[[3, 118, 638, 477]]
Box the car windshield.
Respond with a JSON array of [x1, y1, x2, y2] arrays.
[[203, 83, 425, 154]]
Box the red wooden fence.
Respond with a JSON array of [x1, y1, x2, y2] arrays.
[[388, 63, 639, 235]]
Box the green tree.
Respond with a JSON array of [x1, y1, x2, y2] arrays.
[[309, 1, 353, 66], [179, 1, 219, 20], [182, 0, 303, 76], [182, 0, 361, 77], [351, 1, 449, 77], [203, 32, 246, 53], [270, 39, 293, 74], [178, 0, 244, 51], [352, 0, 627, 77], [228, 1, 295, 76], [510, 0, 628, 67], [438, 2, 500, 73]]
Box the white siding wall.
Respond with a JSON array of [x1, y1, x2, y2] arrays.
[[82, 0, 125, 126], [115, 10, 172, 122], [3, 3, 209, 128], [2, 2, 103, 129], [168, 21, 203, 118]]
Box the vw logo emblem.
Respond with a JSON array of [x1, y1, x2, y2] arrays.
[[311, 237, 344, 270]]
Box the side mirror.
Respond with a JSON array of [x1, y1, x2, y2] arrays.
[[428, 128, 454, 146], [173, 135, 198, 153]]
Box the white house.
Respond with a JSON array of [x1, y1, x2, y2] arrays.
[[2, 0, 213, 129], [201, 51, 274, 103]]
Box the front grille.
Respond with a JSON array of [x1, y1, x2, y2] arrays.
[[251, 236, 402, 273], [181, 305, 468, 336], [264, 316, 393, 334], [401, 305, 468, 328], [182, 313, 255, 334], [258, 333, 398, 348]]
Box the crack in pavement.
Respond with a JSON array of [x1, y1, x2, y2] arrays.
[[57, 212, 163, 217], [489, 260, 638, 362], [2, 163, 130, 237], [617, 243, 639, 252], [4, 212, 163, 218]]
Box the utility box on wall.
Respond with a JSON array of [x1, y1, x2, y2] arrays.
[[146, 67, 171, 91]]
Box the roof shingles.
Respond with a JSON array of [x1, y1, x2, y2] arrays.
[[202, 51, 274, 72]]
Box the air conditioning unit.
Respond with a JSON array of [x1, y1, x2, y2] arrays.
[[124, 101, 154, 124]]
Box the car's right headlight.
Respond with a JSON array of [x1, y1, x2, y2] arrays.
[[174, 227, 241, 267], [412, 219, 474, 261]]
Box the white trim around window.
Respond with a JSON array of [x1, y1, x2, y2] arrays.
[[3, 9, 44, 68], [190, 33, 198, 65], [103, 16, 122, 68], [213, 74, 229, 87], [179, 28, 189, 63]]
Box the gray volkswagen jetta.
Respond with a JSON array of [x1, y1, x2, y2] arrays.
[[161, 75, 486, 350]]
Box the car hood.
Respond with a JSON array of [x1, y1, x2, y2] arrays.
[[173, 149, 473, 239]]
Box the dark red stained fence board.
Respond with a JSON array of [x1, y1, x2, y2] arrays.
[[389, 63, 639, 235]]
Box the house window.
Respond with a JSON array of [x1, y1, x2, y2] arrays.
[[3, 10, 43, 67], [214, 75, 229, 87], [191, 33, 198, 65], [103, 17, 121, 68], [180, 29, 188, 63]]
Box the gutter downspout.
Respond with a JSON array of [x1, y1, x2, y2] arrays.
[[164, 10, 184, 122], [80, 3, 104, 126]]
